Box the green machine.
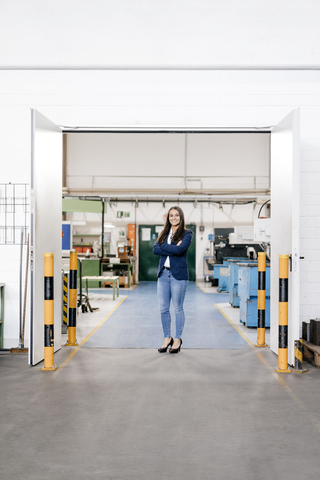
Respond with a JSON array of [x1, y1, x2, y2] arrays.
[[139, 224, 196, 282]]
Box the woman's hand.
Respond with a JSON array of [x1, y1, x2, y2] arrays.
[[177, 240, 182, 246]]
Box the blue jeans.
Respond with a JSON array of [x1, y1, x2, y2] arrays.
[[157, 269, 188, 339]]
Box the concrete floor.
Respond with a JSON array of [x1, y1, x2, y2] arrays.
[[1, 283, 320, 479]]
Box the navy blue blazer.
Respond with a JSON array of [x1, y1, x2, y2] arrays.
[[153, 230, 193, 280]]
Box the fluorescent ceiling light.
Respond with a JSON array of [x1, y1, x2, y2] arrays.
[[72, 221, 86, 226], [104, 223, 115, 228]]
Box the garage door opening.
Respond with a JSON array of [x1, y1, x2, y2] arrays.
[[30, 110, 300, 366]]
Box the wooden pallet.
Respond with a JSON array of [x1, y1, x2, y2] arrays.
[[303, 340, 320, 367]]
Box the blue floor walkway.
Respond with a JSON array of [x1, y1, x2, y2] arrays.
[[84, 282, 249, 349]]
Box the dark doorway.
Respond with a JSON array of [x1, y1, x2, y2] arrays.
[[139, 224, 196, 281]]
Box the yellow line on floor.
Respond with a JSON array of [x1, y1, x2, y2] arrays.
[[215, 303, 320, 434], [215, 304, 255, 347], [53, 296, 128, 376], [195, 282, 207, 293]]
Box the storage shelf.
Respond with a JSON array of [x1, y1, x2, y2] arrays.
[[73, 234, 100, 237], [73, 243, 94, 247]]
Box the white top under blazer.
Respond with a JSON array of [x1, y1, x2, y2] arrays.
[[164, 228, 173, 268]]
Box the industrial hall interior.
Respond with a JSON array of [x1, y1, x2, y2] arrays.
[[1, 1, 320, 479]]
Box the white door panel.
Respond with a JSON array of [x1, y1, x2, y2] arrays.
[[30, 110, 62, 366], [270, 109, 300, 366]]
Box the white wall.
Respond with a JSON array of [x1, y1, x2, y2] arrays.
[[66, 132, 269, 193], [1, 2, 320, 347], [1, 69, 320, 348], [1, 1, 320, 66]]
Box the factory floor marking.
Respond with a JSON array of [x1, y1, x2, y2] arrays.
[[215, 303, 320, 435], [83, 282, 245, 349], [53, 296, 128, 376], [195, 281, 207, 293]]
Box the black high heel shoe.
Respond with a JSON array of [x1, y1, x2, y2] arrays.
[[158, 337, 174, 353], [169, 339, 182, 354]]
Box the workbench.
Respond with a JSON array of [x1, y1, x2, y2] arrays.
[[81, 276, 119, 301], [101, 262, 134, 287]]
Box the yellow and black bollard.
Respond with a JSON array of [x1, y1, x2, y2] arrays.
[[41, 253, 57, 371], [62, 273, 68, 334], [66, 251, 78, 346], [292, 339, 309, 373], [256, 252, 268, 348], [275, 255, 291, 373]]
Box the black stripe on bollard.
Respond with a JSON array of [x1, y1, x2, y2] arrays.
[[295, 355, 302, 370], [258, 309, 265, 329], [295, 340, 303, 370], [258, 271, 266, 291], [69, 270, 77, 290], [279, 325, 288, 348], [69, 309, 77, 327], [63, 274, 68, 326], [279, 278, 288, 302], [44, 324, 54, 347], [44, 277, 54, 300]]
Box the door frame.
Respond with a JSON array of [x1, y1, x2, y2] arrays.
[[31, 109, 300, 363]]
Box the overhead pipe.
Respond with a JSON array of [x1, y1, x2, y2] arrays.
[[63, 193, 270, 203]]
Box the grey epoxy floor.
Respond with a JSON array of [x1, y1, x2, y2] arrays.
[[1, 346, 320, 480]]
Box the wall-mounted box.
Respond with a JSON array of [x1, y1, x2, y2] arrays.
[[254, 218, 271, 243]]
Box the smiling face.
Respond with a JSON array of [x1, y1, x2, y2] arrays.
[[169, 209, 180, 229]]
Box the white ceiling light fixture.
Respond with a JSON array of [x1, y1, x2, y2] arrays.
[[104, 223, 115, 228]]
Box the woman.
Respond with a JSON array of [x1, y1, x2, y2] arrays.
[[153, 206, 193, 354]]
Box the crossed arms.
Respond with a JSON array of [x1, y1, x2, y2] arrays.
[[153, 231, 192, 257]]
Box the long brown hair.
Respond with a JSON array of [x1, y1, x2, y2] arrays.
[[158, 206, 190, 244]]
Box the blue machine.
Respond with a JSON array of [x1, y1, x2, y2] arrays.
[[213, 257, 249, 293], [213, 264, 230, 292], [238, 263, 270, 327], [228, 258, 257, 307]]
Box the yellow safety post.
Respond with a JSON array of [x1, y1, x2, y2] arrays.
[[62, 273, 68, 334], [66, 251, 78, 346], [292, 339, 309, 374], [256, 252, 268, 348], [41, 253, 57, 371], [275, 255, 291, 373]]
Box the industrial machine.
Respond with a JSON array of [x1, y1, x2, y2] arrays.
[[214, 228, 263, 264], [204, 227, 264, 285], [228, 258, 256, 306], [213, 263, 230, 292], [238, 262, 270, 327]]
